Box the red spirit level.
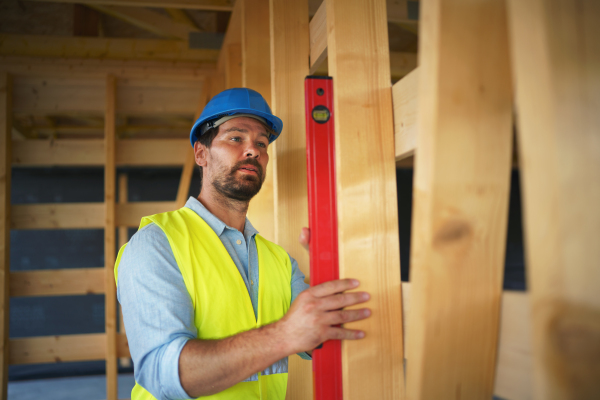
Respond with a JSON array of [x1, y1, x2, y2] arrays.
[[304, 76, 342, 400]]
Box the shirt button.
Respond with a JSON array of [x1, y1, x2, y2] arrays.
[[251, 280, 254, 285], [236, 240, 242, 245]]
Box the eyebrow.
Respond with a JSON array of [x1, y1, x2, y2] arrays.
[[223, 127, 270, 140]]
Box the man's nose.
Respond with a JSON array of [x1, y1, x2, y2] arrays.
[[244, 142, 261, 158]]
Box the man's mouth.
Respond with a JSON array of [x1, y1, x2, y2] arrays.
[[238, 165, 259, 175]]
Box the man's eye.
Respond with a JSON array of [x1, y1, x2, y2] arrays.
[[230, 136, 242, 142], [257, 142, 267, 148]]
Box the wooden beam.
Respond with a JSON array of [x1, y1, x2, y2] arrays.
[[309, 0, 327, 74], [176, 80, 210, 208], [269, 0, 313, 398], [0, 34, 219, 62], [326, 0, 404, 398], [105, 74, 118, 400], [307, 2, 417, 80], [10, 334, 106, 365], [12, 139, 189, 167], [402, 283, 533, 400], [216, 0, 242, 72], [12, 76, 204, 115], [117, 173, 132, 368], [89, 4, 199, 40], [405, 0, 513, 399], [10, 268, 105, 297], [0, 72, 11, 399], [507, 0, 600, 398], [393, 67, 418, 161], [0, 56, 214, 80], [25, 0, 234, 11], [224, 43, 242, 89], [241, 0, 274, 241], [11, 202, 176, 229], [166, 8, 198, 29]]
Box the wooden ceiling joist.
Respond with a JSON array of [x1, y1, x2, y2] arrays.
[[0, 34, 219, 62], [25, 0, 234, 12], [88, 4, 199, 40]]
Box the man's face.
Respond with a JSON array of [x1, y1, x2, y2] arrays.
[[195, 116, 270, 202]]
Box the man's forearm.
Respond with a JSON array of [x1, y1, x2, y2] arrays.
[[179, 321, 291, 397]]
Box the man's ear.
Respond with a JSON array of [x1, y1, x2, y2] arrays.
[[194, 141, 208, 167]]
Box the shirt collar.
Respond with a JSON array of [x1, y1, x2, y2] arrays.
[[184, 197, 259, 239]]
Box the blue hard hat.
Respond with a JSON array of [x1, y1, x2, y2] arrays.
[[190, 88, 283, 146]]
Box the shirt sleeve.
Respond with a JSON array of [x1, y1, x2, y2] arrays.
[[117, 223, 194, 400], [289, 254, 313, 361]]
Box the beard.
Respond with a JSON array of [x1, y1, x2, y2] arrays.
[[211, 158, 265, 202]]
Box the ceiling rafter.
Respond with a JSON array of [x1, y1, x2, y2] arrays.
[[24, 0, 234, 11]]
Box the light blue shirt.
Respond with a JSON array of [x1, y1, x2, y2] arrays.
[[117, 197, 311, 400]]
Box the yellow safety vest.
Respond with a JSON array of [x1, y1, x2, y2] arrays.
[[114, 207, 292, 400]]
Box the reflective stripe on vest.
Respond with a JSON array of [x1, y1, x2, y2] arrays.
[[114, 207, 292, 400]]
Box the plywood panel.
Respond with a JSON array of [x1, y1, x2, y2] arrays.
[[326, 0, 404, 398], [405, 0, 513, 399], [269, 0, 313, 398], [242, 0, 274, 241], [507, 1, 600, 398], [9, 334, 106, 365], [10, 268, 105, 297], [0, 72, 12, 398]]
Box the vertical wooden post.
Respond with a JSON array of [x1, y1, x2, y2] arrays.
[[269, 0, 313, 398], [117, 173, 131, 368], [507, 1, 600, 398], [405, 0, 513, 399], [177, 80, 211, 209], [325, 1, 405, 399], [104, 74, 118, 400], [0, 72, 12, 400], [242, 0, 274, 240]]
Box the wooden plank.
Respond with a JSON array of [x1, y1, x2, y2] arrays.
[[11, 202, 177, 229], [392, 67, 418, 160], [0, 56, 214, 80], [0, 34, 219, 62], [326, 0, 404, 398], [494, 291, 533, 400], [104, 74, 118, 400], [9, 334, 106, 365], [12, 139, 189, 167], [117, 174, 132, 368], [405, 0, 513, 398], [116, 201, 177, 227], [27, 0, 234, 11], [89, 4, 199, 40], [11, 203, 105, 229], [166, 8, 198, 29], [402, 283, 533, 400], [389, 51, 418, 80], [309, 0, 327, 74], [176, 81, 210, 208], [506, 1, 600, 398], [216, 0, 242, 72], [225, 43, 242, 89], [10, 268, 105, 297], [12, 76, 203, 115], [117, 78, 203, 114], [0, 72, 11, 399], [241, 0, 274, 241], [269, 0, 313, 398], [117, 333, 130, 358]]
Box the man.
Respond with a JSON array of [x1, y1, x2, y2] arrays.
[[115, 88, 371, 400]]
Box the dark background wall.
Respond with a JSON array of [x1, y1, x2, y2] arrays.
[[9, 166, 524, 380]]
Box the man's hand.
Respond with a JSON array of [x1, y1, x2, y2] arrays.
[[279, 279, 370, 354], [299, 227, 310, 251]]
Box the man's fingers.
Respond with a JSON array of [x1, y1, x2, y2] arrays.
[[324, 308, 371, 325], [318, 291, 370, 311], [310, 279, 360, 298], [326, 327, 366, 340], [299, 227, 310, 251]]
